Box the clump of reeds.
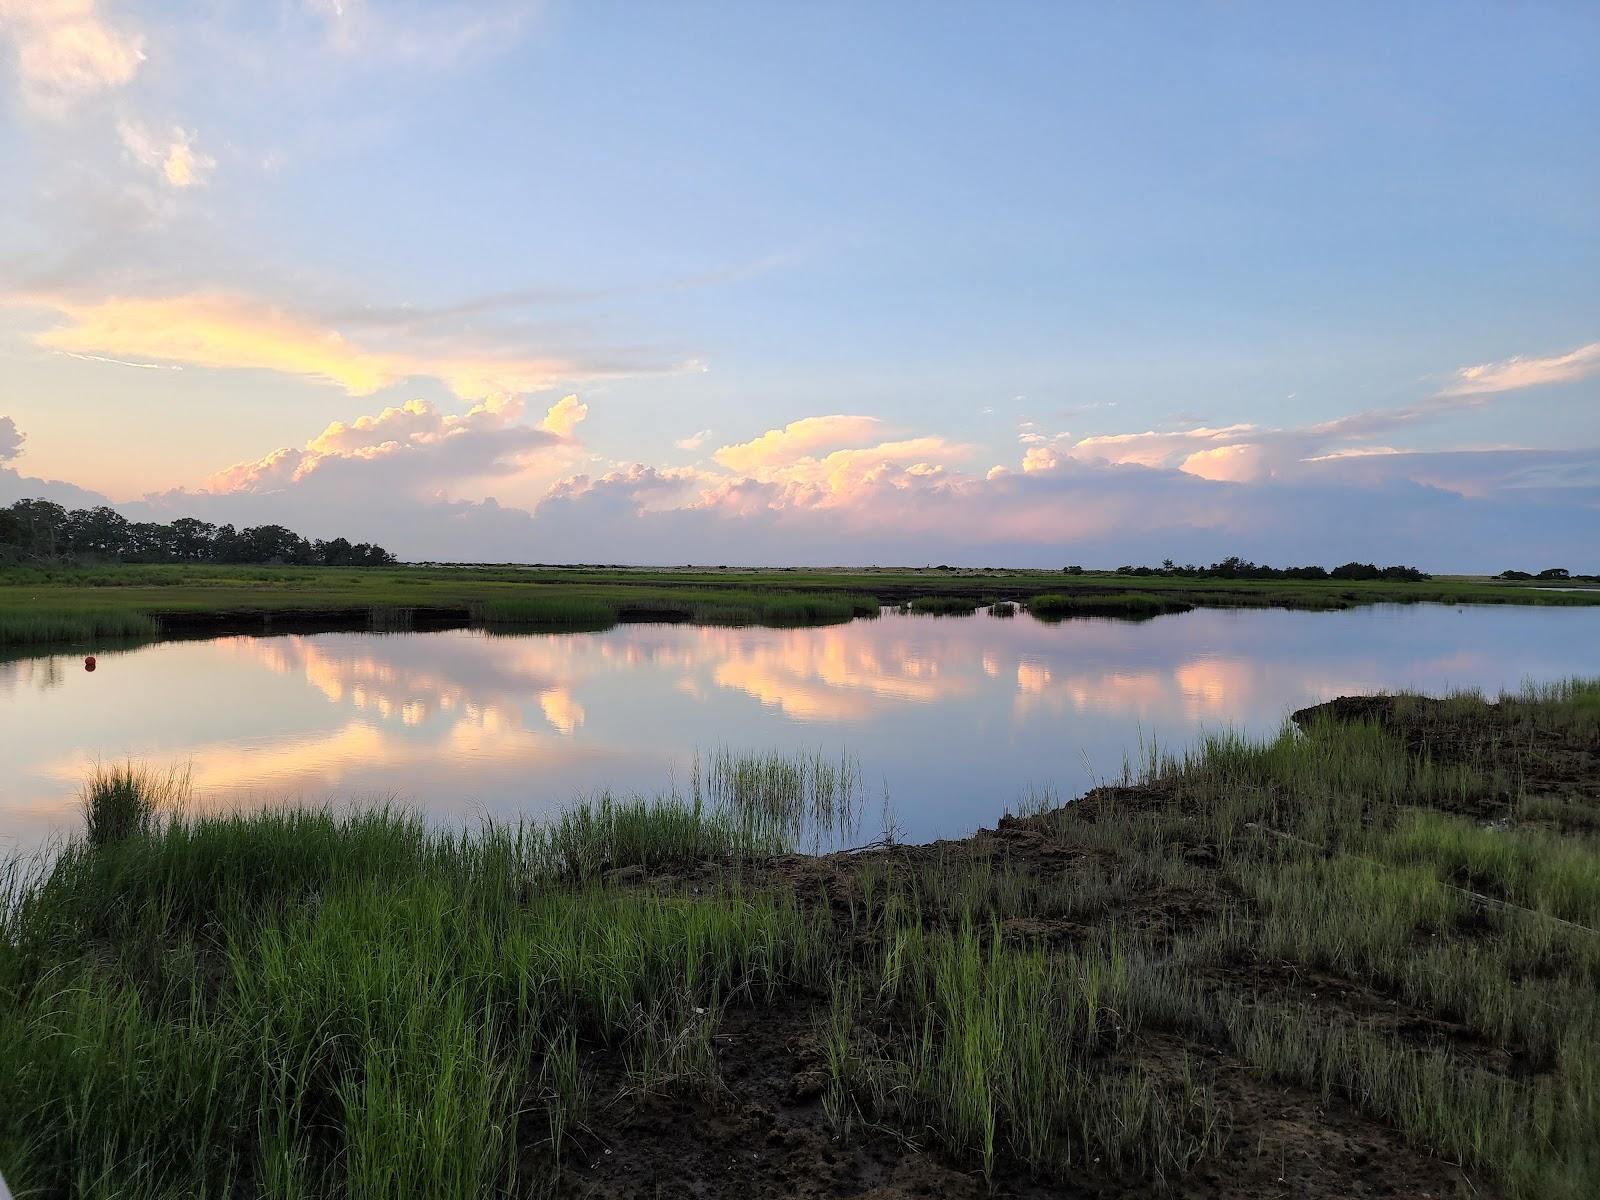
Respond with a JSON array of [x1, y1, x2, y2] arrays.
[[473, 595, 619, 629], [692, 746, 862, 850], [989, 601, 1017, 617], [0, 609, 159, 646], [80, 762, 189, 848]]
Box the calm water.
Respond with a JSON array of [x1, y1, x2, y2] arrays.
[[5, 605, 1599, 852]]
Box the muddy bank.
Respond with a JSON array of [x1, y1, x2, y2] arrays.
[[558, 687, 1600, 1198]]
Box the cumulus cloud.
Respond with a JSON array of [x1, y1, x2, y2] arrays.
[[41, 394, 1590, 573], [117, 120, 215, 187], [0, 0, 145, 113], [208, 394, 580, 497], [538, 395, 587, 438], [1442, 342, 1600, 396], [705, 416, 972, 510], [712, 415, 888, 474], [14, 291, 647, 398]]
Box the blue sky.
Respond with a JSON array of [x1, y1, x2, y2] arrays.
[[1, 1, 1596, 567]]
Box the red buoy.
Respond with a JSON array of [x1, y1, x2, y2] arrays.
[[84, 656, 96, 672]]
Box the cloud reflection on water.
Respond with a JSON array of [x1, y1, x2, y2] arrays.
[[4, 606, 1597, 849]]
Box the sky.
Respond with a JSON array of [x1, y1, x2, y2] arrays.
[[0, 0, 1596, 570]]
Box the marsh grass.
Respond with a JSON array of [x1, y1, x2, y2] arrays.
[[0, 790, 831, 1199], [473, 595, 619, 629], [823, 914, 1223, 1183], [0, 608, 158, 646], [692, 746, 863, 850], [1027, 592, 1193, 620], [1014, 679, 1600, 1198], [80, 761, 189, 848]]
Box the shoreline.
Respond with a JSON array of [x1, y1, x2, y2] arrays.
[[4, 562, 1599, 652]]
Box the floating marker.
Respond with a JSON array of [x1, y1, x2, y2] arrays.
[[84, 656, 96, 672]]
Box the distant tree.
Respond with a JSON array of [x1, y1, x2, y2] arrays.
[[4, 499, 68, 558], [1497, 570, 1534, 581], [168, 517, 217, 561], [65, 506, 133, 559], [0, 499, 394, 567], [1054, 556, 1425, 582], [1537, 568, 1571, 580]]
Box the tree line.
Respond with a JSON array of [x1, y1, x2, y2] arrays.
[[0, 499, 396, 567], [1061, 556, 1430, 581]]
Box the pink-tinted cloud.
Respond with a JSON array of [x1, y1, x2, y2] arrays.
[[538, 395, 588, 438], [1443, 342, 1600, 397], [117, 120, 215, 188], [208, 394, 583, 497], [0, 0, 144, 113], [675, 429, 712, 451], [14, 292, 652, 399], [712, 415, 889, 474]]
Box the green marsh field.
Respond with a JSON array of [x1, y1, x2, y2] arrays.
[[2, 561, 1596, 649]]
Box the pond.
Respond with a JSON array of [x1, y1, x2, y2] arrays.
[[4, 604, 1599, 852]]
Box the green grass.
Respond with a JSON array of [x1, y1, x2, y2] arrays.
[[2, 561, 1595, 651], [0, 608, 159, 646], [79, 762, 188, 848], [0, 786, 832, 1199]]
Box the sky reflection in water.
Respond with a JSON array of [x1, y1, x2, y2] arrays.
[[4, 605, 1599, 851]]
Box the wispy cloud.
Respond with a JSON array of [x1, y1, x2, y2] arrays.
[[53, 349, 182, 370], [0, 0, 144, 113], [675, 429, 712, 451], [14, 291, 671, 398], [306, 0, 537, 69], [1442, 341, 1600, 396], [118, 120, 215, 188]]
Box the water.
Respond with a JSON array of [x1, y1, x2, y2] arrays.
[[4, 604, 1598, 852]]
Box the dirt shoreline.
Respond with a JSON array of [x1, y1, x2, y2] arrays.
[[557, 690, 1600, 1199]]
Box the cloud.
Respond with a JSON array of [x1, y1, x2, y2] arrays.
[[713, 415, 888, 474], [1442, 342, 1600, 396], [13, 291, 652, 398], [0, 0, 145, 113], [306, 0, 535, 69], [207, 394, 578, 497], [675, 429, 712, 451], [538, 395, 587, 437], [117, 120, 215, 188], [1059, 396, 1499, 484], [0, 416, 22, 462], [0, 419, 117, 506]]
